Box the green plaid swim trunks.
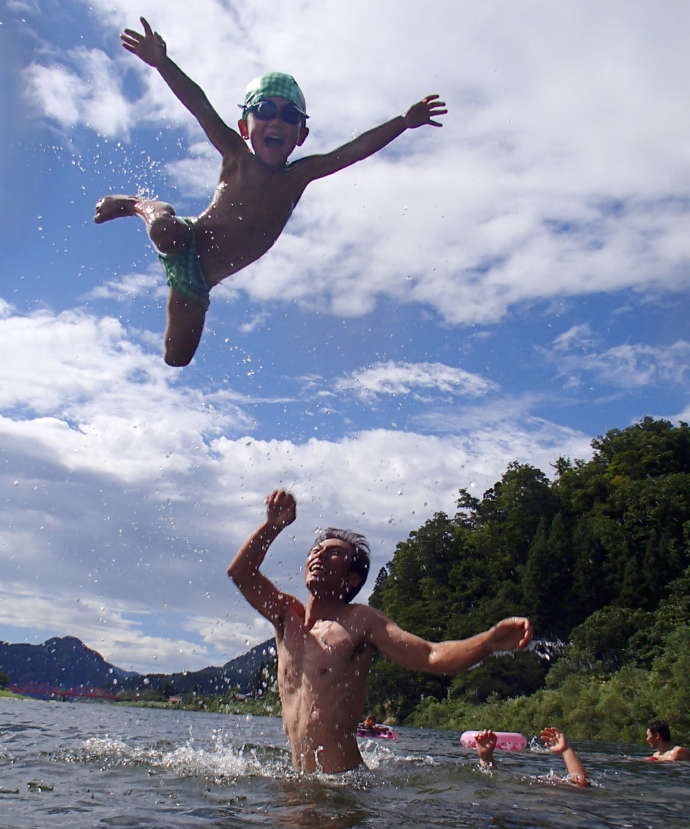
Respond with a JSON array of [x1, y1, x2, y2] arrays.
[[242, 72, 307, 116], [158, 218, 210, 311]]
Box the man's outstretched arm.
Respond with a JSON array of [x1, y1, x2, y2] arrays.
[[227, 490, 298, 626], [120, 17, 245, 157], [296, 95, 447, 182], [366, 610, 531, 675]]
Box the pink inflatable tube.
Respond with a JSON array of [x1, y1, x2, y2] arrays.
[[460, 730, 527, 751]]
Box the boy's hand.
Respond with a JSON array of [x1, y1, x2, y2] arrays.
[[404, 94, 447, 128], [265, 489, 296, 531], [121, 17, 167, 68], [475, 729, 497, 765], [540, 727, 568, 754]]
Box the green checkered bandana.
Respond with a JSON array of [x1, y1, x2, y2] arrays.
[[242, 72, 307, 117]]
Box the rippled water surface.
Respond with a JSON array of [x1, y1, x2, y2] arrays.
[[1, 697, 688, 827]]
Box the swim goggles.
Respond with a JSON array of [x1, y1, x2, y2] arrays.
[[241, 99, 307, 125]]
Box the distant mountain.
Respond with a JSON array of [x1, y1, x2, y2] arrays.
[[121, 639, 277, 697], [0, 636, 136, 691], [0, 635, 277, 698]]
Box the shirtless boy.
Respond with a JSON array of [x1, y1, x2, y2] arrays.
[[228, 489, 532, 773], [95, 17, 447, 366], [644, 720, 690, 762]]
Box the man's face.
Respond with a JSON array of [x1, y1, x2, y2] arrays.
[[646, 728, 661, 748], [304, 538, 357, 599], [238, 96, 308, 167]]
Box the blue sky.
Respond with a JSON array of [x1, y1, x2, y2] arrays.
[[1, 0, 689, 674]]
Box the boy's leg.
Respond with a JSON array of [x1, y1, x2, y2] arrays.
[[94, 196, 191, 255], [164, 288, 206, 367], [95, 196, 206, 365]]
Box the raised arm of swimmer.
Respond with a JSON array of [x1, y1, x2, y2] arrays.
[[227, 490, 297, 626], [541, 727, 589, 787]]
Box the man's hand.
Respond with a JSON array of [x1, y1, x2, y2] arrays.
[[489, 616, 531, 652], [265, 489, 296, 531], [404, 94, 447, 128], [121, 17, 167, 68]]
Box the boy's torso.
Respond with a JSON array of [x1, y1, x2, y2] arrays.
[[192, 153, 310, 284]]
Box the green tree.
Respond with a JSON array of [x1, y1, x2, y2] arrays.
[[370, 511, 459, 640], [522, 513, 575, 636], [591, 417, 690, 479]]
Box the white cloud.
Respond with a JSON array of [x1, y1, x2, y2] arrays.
[[184, 614, 274, 658], [0, 585, 208, 674], [334, 360, 496, 401], [86, 267, 165, 303], [542, 337, 690, 390], [552, 324, 597, 353], [23, 48, 132, 137], [0, 309, 254, 483]]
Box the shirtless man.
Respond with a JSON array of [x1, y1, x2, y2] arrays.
[[644, 720, 690, 762], [95, 17, 446, 366], [227, 489, 532, 773]]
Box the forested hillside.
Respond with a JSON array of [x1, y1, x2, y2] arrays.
[[367, 417, 690, 740]]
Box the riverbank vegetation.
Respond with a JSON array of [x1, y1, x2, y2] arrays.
[[367, 417, 690, 742]]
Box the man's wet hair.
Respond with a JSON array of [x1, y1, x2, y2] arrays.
[[315, 528, 370, 602], [648, 720, 671, 742]]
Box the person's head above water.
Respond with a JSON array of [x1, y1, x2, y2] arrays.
[[240, 72, 308, 122], [647, 720, 671, 744], [304, 528, 370, 603]]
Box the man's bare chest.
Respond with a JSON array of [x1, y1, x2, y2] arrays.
[[280, 619, 366, 680]]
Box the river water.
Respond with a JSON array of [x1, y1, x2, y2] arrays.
[[1, 697, 688, 828]]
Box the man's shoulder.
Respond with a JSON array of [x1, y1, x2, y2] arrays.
[[341, 602, 390, 631], [650, 745, 690, 762], [344, 602, 382, 618]]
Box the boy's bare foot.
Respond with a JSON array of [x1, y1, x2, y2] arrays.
[[94, 195, 139, 223]]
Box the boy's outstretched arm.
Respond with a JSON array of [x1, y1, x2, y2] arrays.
[[297, 95, 447, 182], [227, 490, 299, 627], [121, 17, 245, 158], [541, 728, 590, 786]]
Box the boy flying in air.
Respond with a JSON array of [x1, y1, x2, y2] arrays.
[[227, 489, 531, 774], [95, 17, 447, 366]]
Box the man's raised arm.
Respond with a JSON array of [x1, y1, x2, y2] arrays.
[[296, 95, 447, 182], [367, 611, 531, 675], [120, 17, 245, 157], [227, 490, 297, 625]]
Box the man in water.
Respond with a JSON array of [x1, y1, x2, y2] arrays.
[[95, 18, 446, 366], [644, 720, 690, 762], [227, 489, 532, 773]]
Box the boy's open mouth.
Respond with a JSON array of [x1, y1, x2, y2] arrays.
[[264, 136, 284, 147]]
